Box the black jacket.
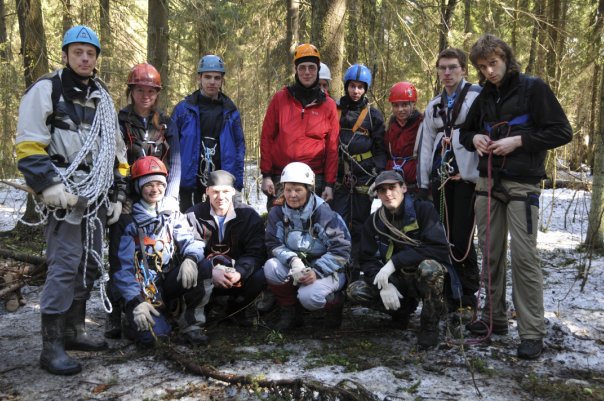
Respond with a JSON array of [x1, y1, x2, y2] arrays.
[[186, 201, 266, 280], [337, 96, 387, 185], [359, 195, 451, 282], [459, 72, 572, 183]]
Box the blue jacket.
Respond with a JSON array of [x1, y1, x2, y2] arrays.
[[266, 194, 351, 277], [113, 201, 205, 304], [172, 91, 245, 190]]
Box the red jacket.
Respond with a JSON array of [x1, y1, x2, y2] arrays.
[[261, 87, 339, 184], [384, 111, 423, 185]]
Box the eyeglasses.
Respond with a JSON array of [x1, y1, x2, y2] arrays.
[[297, 65, 317, 73], [437, 64, 461, 73]]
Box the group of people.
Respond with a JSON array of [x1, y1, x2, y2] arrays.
[[14, 23, 571, 377]]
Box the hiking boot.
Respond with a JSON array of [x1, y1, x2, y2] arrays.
[[181, 326, 209, 346], [256, 290, 276, 314], [225, 301, 255, 327], [270, 305, 303, 331], [417, 323, 440, 349], [389, 297, 419, 330], [323, 292, 344, 329], [466, 320, 508, 336], [517, 339, 543, 360]]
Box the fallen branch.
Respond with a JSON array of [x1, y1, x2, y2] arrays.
[[0, 248, 46, 266], [161, 346, 380, 401]]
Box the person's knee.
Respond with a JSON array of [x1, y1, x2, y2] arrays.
[[417, 260, 446, 295], [263, 258, 286, 284]]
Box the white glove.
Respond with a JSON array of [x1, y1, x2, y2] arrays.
[[107, 201, 122, 225], [321, 186, 333, 202], [177, 258, 198, 289], [158, 196, 179, 215], [41, 183, 69, 209], [290, 265, 311, 286], [373, 260, 396, 290], [380, 283, 403, 310], [133, 302, 160, 331], [261, 177, 275, 196]]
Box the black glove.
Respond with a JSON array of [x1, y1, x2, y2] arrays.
[[416, 188, 430, 201]]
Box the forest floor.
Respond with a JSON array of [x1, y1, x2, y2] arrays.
[[0, 186, 603, 401]]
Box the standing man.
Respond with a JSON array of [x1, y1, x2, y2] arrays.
[[347, 171, 449, 349], [15, 25, 128, 375], [186, 170, 266, 330], [261, 44, 339, 209], [172, 54, 245, 211], [460, 34, 572, 359], [417, 48, 481, 312]]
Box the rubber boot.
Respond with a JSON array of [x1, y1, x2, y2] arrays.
[[40, 314, 82, 375], [193, 279, 214, 325], [323, 291, 345, 329], [64, 300, 108, 351], [268, 283, 303, 331]]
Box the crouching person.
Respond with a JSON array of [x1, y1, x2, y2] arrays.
[[113, 157, 207, 346], [347, 171, 451, 349], [185, 170, 266, 328], [264, 162, 351, 330]]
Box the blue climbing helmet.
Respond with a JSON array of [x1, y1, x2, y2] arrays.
[[197, 55, 225, 74], [344, 64, 372, 89], [62, 25, 101, 55]]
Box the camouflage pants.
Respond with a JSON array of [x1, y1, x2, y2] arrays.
[[347, 259, 446, 325]]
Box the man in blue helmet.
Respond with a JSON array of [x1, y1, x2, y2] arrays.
[[172, 54, 245, 211], [15, 25, 128, 375]]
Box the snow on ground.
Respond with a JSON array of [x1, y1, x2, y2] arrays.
[[1, 182, 603, 400]]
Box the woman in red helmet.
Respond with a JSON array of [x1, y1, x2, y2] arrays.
[[113, 156, 207, 347], [105, 63, 181, 338], [384, 82, 423, 191]]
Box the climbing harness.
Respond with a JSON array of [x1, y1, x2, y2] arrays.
[[198, 136, 217, 187]]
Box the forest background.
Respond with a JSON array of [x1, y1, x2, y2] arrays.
[[1, 0, 604, 245]]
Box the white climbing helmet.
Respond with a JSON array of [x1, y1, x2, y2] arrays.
[[280, 162, 315, 186], [319, 62, 331, 81]]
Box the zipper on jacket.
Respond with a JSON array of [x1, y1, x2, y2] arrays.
[[301, 107, 305, 120]]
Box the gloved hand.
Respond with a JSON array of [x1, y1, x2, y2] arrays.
[[158, 196, 179, 215], [321, 186, 333, 202], [416, 188, 430, 201], [380, 283, 403, 310], [41, 183, 69, 209], [107, 201, 122, 225], [177, 258, 198, 289], [290, 264, 311, 286], [132, 302, 160, 331], [261, 177, 275, 196], [373, 260, 395, 290]]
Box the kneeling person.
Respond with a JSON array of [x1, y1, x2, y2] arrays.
[[264, 162, 351, 330], [113, 157, 207, 346], [186, 170, 267, 327], [347, 171, 450, 348]]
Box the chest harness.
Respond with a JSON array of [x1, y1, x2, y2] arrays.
[[338, 106, 377, 193], [124, 116, 169, 162], [133, 219, 173, 307]]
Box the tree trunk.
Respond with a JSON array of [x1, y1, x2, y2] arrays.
[[312, 0, 346, 98], [285, 0, 300, 76], [346, 0, 359, 64], [148, 0, 169, 108], [585, 0, 604, 248], [525, 0, 543, 75], [462, 0, 472, 49], [16, 0, 48, 87], [99, 0, 112, 85], [62, 0, 72, 36], [438, 0, 457, 53], [0, 0, 10, 61], [546, 0, 561, 89]]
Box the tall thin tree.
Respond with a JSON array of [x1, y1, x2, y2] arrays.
[[148, 0, 169, 107], [16, 0, 49, 87]]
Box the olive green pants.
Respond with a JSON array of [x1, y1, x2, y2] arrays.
[[475, 177, 545, 340]]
